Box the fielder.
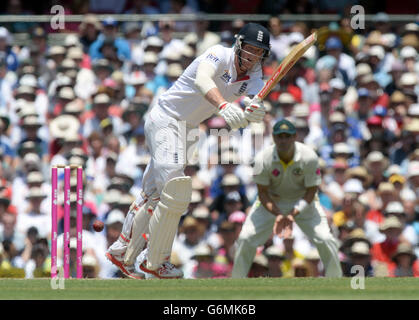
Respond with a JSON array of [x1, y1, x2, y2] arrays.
[[106, 23, 271, 278], [232, 119, 343, 278]]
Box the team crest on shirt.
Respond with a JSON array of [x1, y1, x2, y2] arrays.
[[221, 70, 232, 83], [293, 167, 303, 176]]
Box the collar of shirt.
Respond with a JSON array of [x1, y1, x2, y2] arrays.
[[272, 142, 301, 166]]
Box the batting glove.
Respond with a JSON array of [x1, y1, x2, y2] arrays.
[[217, 102, 248, 130], [243, 96, 266, 122]]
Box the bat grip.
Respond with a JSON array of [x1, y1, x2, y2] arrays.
[[253, 95, 262, 103]]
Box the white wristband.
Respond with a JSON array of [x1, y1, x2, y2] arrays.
[[294, 199, 308, 213]]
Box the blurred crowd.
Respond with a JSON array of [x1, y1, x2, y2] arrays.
[[0, 0, 378, 27], [0, 9, 418, 279]]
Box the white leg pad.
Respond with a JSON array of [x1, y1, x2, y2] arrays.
[[123, 192, 160, 266], [107, 208, 135, 258], [146, 176, 192, 270]]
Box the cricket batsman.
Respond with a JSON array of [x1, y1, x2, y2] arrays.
[[232, 119, 343, 278], [106, 23, 271, 278]]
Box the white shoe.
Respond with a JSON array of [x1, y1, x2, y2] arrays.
[[140, 261, 184, 279], [137, 248, 149, 266], [137, 248, 183, 279], [105, 251, 144, 279]]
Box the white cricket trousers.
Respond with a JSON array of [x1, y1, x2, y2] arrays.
[[232, 199, 343, 278], [111, 104, 197, 254], [141, 104, 197, 198]]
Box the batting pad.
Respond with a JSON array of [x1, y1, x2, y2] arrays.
[[119, 208, 136, 244], [146, 176, 192, 270], [124, 192, 160, 266]]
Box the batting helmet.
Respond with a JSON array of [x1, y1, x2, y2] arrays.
[[234, 23, 271, 58]]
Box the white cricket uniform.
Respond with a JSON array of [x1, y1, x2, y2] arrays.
[[232, 142, 343, 278], [109, 45, 265, 261], [140, 44, 264, 198]]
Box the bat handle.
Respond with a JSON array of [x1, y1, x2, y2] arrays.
[[255, 93, 264, 101], [253, 95, 262, 103]]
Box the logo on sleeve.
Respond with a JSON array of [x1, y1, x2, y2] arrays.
[[221, 70, 232, 83], [206, 52, 219, 63], [272, 168, 280, 177]]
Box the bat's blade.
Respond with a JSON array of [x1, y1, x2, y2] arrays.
[[257, 32, 317, 100]]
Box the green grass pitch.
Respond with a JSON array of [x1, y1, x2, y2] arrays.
[[0, 277, 418, 300]]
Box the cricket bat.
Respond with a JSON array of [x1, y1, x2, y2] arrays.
[[257, 32, 317, 100]]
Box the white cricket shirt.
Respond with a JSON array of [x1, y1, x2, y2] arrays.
[[158, 44, 265, 127], [253, 142, 321, 202]]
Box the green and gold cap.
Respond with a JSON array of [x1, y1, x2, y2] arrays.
[[273, 119, 296, 135]]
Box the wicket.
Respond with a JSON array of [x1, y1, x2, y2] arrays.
[[51, 165, 84, 279]]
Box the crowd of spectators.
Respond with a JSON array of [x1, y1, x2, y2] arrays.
[[0, 0, 384, 27], [0, 9, 418, 279]]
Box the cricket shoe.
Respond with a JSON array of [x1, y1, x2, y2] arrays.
[[105, 251, 144, 279], [139, 261, 183, 279], [137, 249, 183, 279]]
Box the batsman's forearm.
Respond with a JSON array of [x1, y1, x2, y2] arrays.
[[205, 87, 227, 108]]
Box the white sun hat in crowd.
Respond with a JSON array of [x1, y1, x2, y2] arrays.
[[145, 36, 164, 48], [407, 160, 419, 178], [58, 87, 75, 100], [369, 45, 385, 60], [49, 114, 80, 139], [67, 46, 84, 60], [19, 74, 38, 88], [400, 72, 418, 86], [356, 63, 372, 77], [143, 51, 158, 64], [343, 178, 364, 194], [292, 103, 310, 117], [166, 63, 183, 78], [350, 241, 371, 256], [125, 71, 147, 86], [330, 78, 346, 90], [408, 103, 419, 116], [106, 209, 125, 226], [400, 46, 417, 60], [64, 33, 81, 47]]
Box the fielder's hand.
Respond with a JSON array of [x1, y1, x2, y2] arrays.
[[273, 214, 294, 238], [243, 96, 266, 122], [218, 102, 248, 130]]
